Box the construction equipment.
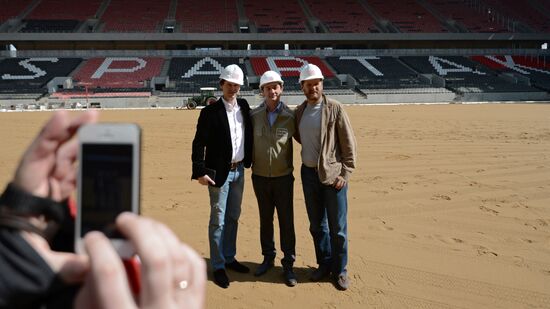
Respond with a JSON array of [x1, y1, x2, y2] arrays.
[[182, 87, 217, 109]]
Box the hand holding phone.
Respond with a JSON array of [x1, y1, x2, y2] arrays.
[[75, 123, 141, 258]]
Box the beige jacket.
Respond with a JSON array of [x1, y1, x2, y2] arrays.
[[295, 95, 356, 185]]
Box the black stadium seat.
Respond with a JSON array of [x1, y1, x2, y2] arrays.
[[0, 57, 82, 93]]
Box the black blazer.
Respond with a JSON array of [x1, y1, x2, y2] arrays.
[[191, 98, 253, 187]]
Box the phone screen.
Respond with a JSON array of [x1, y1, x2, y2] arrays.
[[80, 143, 133, 238]]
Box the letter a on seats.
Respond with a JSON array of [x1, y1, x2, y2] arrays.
[[429, 56, 485, 76], [182, 57, 224, 78]]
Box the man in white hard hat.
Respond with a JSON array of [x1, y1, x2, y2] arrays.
[[250, 71, 297, 286], [294, 63, 357, 291], [191, 64, 253, 288]]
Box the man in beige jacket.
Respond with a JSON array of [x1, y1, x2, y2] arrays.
[[294, 64, 357, 291]]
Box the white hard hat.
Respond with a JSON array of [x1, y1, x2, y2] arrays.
[[299, 63, 324, 83], [219, 64, 244, 85], [259, 70, 284, 89]]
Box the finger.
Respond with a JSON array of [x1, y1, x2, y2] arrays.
[[175, 243, 206, 308], [116, 213, 173, 305], [21, 231, 89, 284], [83, 231, 135, 309], [52, 138, 79, 200]]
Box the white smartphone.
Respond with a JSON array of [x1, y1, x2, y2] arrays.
[[75, 123, 141, 258]]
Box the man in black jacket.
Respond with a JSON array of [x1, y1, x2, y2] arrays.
[[191, 64, 253, 288]]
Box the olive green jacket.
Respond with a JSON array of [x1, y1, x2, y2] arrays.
[[250, 101, 295, 177]]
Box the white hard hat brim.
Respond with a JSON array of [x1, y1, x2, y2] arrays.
[[221, 77, 244, 86]]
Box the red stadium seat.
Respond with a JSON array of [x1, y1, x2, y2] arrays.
[[244, 0, 307, 33], [304, 0, 377, 33], [72, 57, 164, 89], [176, 0, 238, 33], [0, 0, 33, 23], [424, 0, 507, 33], [27, 0, 102, 21], [102, 0, 171, 32], [369, 0, 448, 33]]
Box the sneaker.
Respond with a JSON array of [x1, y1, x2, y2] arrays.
[[225, 260, 250, 273], [213, 269, 229, 288], [254, 258, 274, 277], [334, 273, 350, 291], [283, 267, 298, 287], [310, 264, 331, 281]]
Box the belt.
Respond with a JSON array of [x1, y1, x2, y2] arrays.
[[230, 161, 242, 171]]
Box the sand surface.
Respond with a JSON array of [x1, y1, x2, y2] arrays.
[[1, 104, 550, 308]]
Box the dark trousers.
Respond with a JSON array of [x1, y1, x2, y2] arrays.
[[251, 173, 296, 268], [300, 165, 348, 276]]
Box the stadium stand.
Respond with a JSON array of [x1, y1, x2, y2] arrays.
[[244, 0, 308, 33], [471, 55, 550, 91], [71, 57, 164, 89], [304, 0, 378, 33], [101, 0, 171, 32], [0, 57, 82, 95], [325, 56, 450, 94], [250, 56, 336, 90], [368, 0, 448, 32], [424, 0, 507, 33], [0, 0, 33, 23], [400, 55, 539, 93], [19, 0, 102, 32], [26, 0, 101, 20], [167, 57, 249, 92], [480, 0, 550, 33], [176, 0, 238, 33]]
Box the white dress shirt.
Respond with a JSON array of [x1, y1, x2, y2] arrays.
[[222, 97, 245, 163]]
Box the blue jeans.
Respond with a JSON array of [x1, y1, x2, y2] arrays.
[[208, 163, 245, 271], [301, 165, 348, 276]]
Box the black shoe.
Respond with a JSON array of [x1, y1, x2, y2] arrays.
[[283, 267, 298, 287], [334, 273, 350, 291], [213, 269, 229, 288], [254, 258, 274, 276], [310, 264, 331, 281], [225, 260, 250, 273]]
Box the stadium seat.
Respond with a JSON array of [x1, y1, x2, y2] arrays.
[[72, 57, 164, 89], [26, 0, 102, 21], [167, 57, 249, 92], [0, 57, 82, 93], [102, 0, 171, 32], [481, 0, 550, 32], [0, 0, 33, 23], [176, 0, 238, 33], [424, 0, 507, 33], [471, 55, 550, 91], [304, 0, 378, 33], [250, 56, 336, 90], [400, 55, 539, 93], [244, 0, 307, 33], [369, 0, 448, 33]]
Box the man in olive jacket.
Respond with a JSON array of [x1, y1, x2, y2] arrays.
[[250, 71, 297, 287]]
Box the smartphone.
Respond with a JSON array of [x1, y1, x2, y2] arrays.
[[75, 123, 141, 258]]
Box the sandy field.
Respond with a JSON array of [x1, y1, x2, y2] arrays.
[[1, 104, 550, 308]]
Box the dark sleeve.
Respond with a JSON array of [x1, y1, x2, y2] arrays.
[[241, 99, 253, 168], [191, 108, 210, 179], [0, 229, 79, 309]]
